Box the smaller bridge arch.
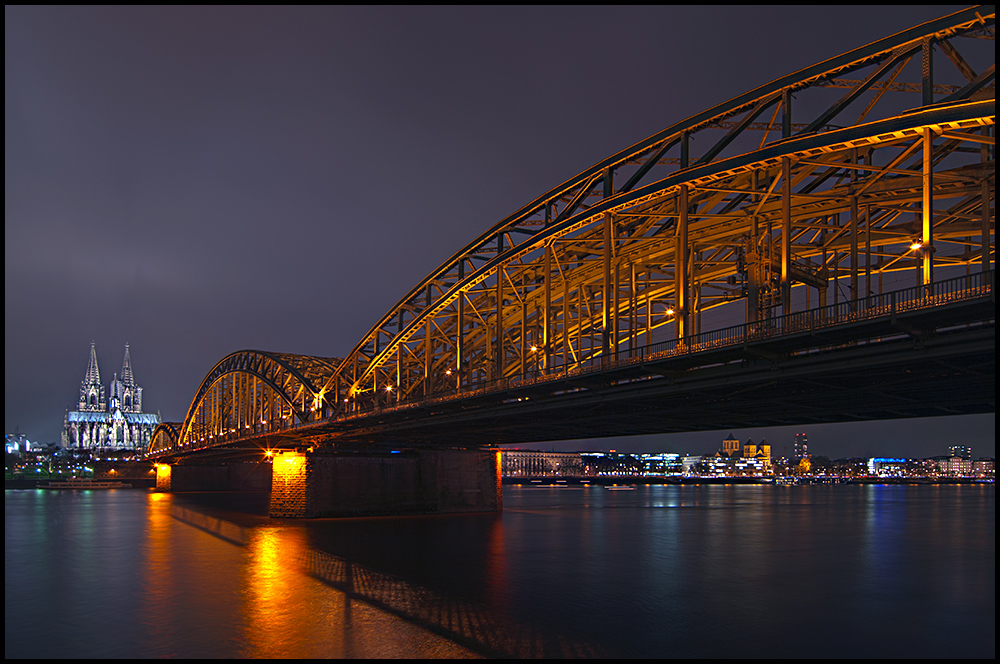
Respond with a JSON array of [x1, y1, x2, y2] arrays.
[[148, 422, 181, 456], [165, 350, 341, 455]]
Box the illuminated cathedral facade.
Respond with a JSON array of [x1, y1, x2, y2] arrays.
[[62, 342, 161, 451]]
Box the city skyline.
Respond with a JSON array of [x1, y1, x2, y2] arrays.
[[6, 5, 992, 458], [505, 415, 995, 461]]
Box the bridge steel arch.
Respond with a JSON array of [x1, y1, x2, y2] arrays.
[[148, 422, 181, 455], [324, 6, 994, 417], [152, 6, 994, 458], [152, 350, 342, 455]]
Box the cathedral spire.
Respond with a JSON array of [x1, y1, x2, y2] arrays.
[[78, 341, 106, 412], [85, 341, 101, 386], [121, 343, 134, 386]]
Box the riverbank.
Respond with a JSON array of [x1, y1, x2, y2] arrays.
[[501, 476, 991, 486], [4, 478, 156, 490]]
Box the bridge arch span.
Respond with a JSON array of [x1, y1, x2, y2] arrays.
[[148, 422, 182, 456], [168, 350, 342, 453], [324, 6, 994, 415]]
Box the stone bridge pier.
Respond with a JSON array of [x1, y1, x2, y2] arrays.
[[153, 461, 272, 492], [154, 447, 503, 519], [269, 448, 503, 518]]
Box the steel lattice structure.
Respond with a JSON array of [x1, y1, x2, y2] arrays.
[[150, 6, 994, 458], [149, 351, 341, 455]]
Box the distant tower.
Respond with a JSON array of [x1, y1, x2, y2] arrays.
[[78, 341, 107, 412], [722, 433, 741, 457], [793, 433, 809, 461], [108, 344, 142, 413], [758, 438, 772, 470], [948, 445, 972, 460]]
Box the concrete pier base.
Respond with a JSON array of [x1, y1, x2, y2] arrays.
[[269, 448, 502, 518], [153, 462, 272, 492]]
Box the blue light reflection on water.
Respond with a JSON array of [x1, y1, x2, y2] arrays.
[[485, 484, 995, 658], [4, 484, 994, 658]]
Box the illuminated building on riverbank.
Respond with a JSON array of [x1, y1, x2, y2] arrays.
[[61, 342, 160, 451]]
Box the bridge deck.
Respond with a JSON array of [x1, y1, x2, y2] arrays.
[[155, 275, 991, 458]]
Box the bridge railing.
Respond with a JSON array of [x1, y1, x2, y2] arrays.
[[355, 270, 993, 417]]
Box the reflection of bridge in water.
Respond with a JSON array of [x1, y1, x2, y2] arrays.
[[172, 504, 604, 657], [149, 7, 995, 517]]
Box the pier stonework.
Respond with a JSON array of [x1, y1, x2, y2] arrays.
[[153, 462, 272, 492], [269, 448, 502, 518], [155, 463, 172, 491], [269, 451, 309, 518]]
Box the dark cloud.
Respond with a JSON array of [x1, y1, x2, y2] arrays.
[[6, 5, 991, 459]]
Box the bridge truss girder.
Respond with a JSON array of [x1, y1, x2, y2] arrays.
[[326, 6, 994, 420], [311, 306, 995, 446], [148, 422, 180, 455], [336, 103, 993, 417], [155, 350, 341, 455]]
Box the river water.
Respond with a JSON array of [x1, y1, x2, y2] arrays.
[[5, 483, 994, 658]]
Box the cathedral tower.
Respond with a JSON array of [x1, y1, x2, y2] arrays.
[[109, 344, 142, 413], [78, 341, 106, 412]]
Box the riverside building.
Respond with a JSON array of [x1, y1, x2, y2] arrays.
[[61, 342, 161, 452]]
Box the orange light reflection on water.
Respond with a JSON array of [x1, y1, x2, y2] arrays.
[[241, 526, 316, 657], [140, 493, 479, 658], [240, 523, 479, 658]]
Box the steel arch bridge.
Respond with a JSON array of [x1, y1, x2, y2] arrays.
[[149, 6, 995, 460]]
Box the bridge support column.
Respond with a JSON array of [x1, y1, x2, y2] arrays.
[[155, 463, 172, 491], [269, 448, 503, 518], [153, 462, 272, 492]]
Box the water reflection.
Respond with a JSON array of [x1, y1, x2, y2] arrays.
[[6, 485, 991, 658], [166, 500, 600, 658]]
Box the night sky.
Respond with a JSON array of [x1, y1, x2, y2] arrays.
[[6, 5, 993, 459]]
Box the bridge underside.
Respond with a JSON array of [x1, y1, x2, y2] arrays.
[[291, 296, 994, 447]]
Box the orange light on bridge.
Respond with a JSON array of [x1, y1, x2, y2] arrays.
[[910, 241, 923, 251], [154, 463, 172, 490], [272, 451, 307, 494]]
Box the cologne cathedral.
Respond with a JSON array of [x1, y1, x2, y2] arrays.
[[62, 342, 161, 451]]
